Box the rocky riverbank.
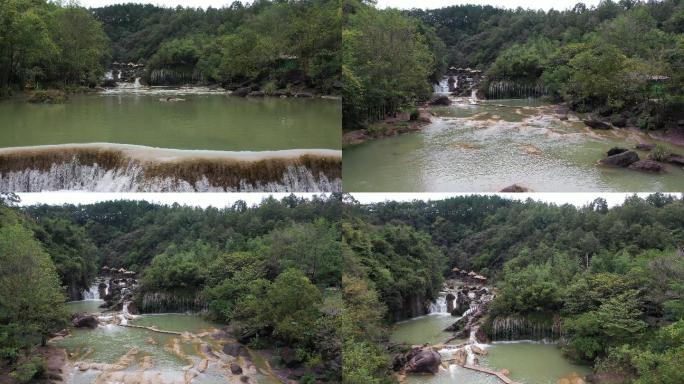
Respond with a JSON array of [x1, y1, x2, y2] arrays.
[[343, 109, 433, 147]]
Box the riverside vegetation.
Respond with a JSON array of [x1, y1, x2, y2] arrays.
[[1, 0, 340, 96], [343, 0, 684, 133], [342, 194, 684, 384], [0, 193, 342, 383]]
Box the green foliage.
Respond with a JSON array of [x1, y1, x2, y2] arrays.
[[0, 207, 67, 365], [343, 2, 438, 128], [0, 1, 109, 89], [648, 144, 667, 162]]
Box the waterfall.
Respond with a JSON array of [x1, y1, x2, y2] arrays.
[[83, 280, 103, 300], [141, 291, 206, 313], [433, 77, 450, 94], [133, 77, 141, 88], [0, 155, 342, 192], [491, 315, 562, 341], [104, 71, 113, 80], [470, 89, 478, 104], [486, 80, 548, 100], [428, 294, 448, 314]]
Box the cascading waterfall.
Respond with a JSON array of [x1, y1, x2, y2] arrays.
[[428, 294, 448, 314], [433, 77, 451, 94], [486, 80, 548, 100], [150, 68, 204, 85], [491, 315, 562, 341], [0, 149, 342, 192], [83, 281, 101, 300], [141, 292, 206, 313]]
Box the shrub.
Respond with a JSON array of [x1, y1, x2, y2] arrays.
[[409, 109, 420, 121], [648, 145, 666, 162], [263, 81, 278, 96]]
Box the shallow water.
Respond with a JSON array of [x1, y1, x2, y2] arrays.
[[343, 99, 684, 192], [0, 92, 341, 151], [65, 300, 105, 314], [481, 342, 591, 384], [391, 314, 462, 346], [52, 311, 274, 384]]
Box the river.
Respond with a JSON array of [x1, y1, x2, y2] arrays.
[[56, 289, 281, 384], [393, 284, 591, 384], [0, 86, 342, 192], [0, 90, 341, 151], [343, 98, 684, 192]]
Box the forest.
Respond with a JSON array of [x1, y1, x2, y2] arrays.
[[0, 0, 340, 95], [0, 193, 342, 383], [342, 194, 684, 384], [343, 0, 684, 131]]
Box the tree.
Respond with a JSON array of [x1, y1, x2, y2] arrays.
[[0, 212, 67, 360]]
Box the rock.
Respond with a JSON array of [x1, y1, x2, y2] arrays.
[[230, 362, 243, 375], [500, 184, 531, 192], [72, 314, 98, 328], [240, 375, 249, 382], [600, 151, 639, 167], [222, 343, 247, 357], [405, 347, 441, 374], [294, 92, 313, 98], [611, 116, 627, 127], [103, 79, 117, 88], [280, 346, 300, 367], [452, 348, 467, 366], [232, 87, 250, 97], [428, 95, 451, 106], [248, 91, 265, 97], [126, 301, 138, 315], [628, 160, 664, 173], [474, 327, 489, 343], [635, 143, 654, 151], [607, 147, 628, 157], [584, 119, 610, 130], [665, 153, 684, 166], [471, 345, 487, 356], [273, 90, 291, 97], [500, 368, 510, 376]]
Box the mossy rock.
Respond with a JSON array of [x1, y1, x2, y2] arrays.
[[28, 90, 67, 104]]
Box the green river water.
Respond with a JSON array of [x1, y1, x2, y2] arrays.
[[393, 313, 590, 384], [0, 91, 341, 151], [57, 300, 279, 384], [343, 99, 684, 192]]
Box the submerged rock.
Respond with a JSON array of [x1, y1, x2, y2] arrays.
[[584, 119, 610, 130], [635, 143, 654, 151], [628, 160, 664, 173], [231, 87, 250, 97], [600, 151, 639, 167], [404, 347, 441, 374], [665, 153, 684, 166]]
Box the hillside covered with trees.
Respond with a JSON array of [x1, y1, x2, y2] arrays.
[[93, 0, 341, 92], [1, 0, 341, 95], [342, 194, 684, 384], [0, 194, 342, 383], [344, 0, 684, 131]]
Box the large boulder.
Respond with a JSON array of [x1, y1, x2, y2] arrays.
[[628, 160, 664, 173], [452, 348, 468, 366], [428, 95, 451, 106], [600, 151, 639, 167], [584, 119, 610, 130], [607, 147, 628, 157], [230, 363, 243, 375], [223, 343, 247, 357], [500, 184, 532, 192], [72, 314, 98, 328], [405, 347, 441, 374]]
